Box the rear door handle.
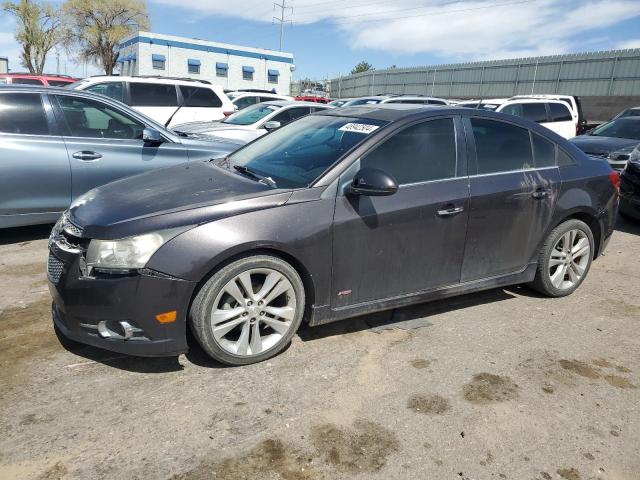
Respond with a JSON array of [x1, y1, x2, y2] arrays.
[[72, 151, 102, 161], [437, 205, 464, 217], [531, 187, 552, 199]]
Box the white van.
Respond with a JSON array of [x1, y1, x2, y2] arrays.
[[496, 99, 577, 139], [70, 76, 234, 127]]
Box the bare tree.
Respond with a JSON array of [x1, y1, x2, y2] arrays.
[[62, 0, 149, 75], [3, 0, 61, 74]]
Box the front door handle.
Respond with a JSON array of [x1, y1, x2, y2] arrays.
[[72, 151, 102, 161], [437, 205, 464, 217], [531, 187, 552, 199]]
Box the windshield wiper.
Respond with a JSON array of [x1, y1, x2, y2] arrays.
[[233, 165, 277, 188]]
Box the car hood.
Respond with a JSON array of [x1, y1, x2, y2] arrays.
[[68, 161, 292, 240], [570, 135, 640, 157], [174, 121, 255, 135]]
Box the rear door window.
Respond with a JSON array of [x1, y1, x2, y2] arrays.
[[361, 117, 457, 184], [470, 118, 533, 174], [84, 82, 125, 102], [531, 133, 557, 168], [548, 102, 572, 122], [180, 86, 222, 107], [522, 103, 548, 123], [0, 92, 49, 135], [129, 83, 178, 106]]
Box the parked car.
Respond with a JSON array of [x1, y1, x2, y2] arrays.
[[69, 76, 234, 127], [48, 105, 618, 365], [0, 73, 77, 87], [294, 96, 332, 104], [173, 101, 332, 143], [328, 98, 352, 107], [340, 95, 449, 107], [0, 85, 243, 229], [509, 94, 586, 133], [619, 149, 640, 220], [613, 107, 640, 119], [227, 90, 293, 111], [496, 99, 577, 139], [458, 98, 508, 111], [570, 117, 640, 170]]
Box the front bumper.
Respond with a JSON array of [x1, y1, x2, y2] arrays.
[[48, 234, 197, 357]]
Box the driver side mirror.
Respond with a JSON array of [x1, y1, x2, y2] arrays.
[[345, 168, 398, 196], [263, 121, 281, 131], [142, 128, 163, 144]]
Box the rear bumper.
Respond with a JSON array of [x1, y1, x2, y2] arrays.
[[48, 240, 197, 357]]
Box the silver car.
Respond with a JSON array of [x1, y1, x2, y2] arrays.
[[0, 85, 243, 229]]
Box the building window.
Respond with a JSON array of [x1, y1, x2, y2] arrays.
[[242, 66, 255, 81], [152, 54, 166, 70], [188, 59, 201, 75], [268, 69, 279, 84], [216, 62, 228, 78]]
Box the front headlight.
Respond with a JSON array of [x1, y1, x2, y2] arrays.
[[86, 228, 187, 272]]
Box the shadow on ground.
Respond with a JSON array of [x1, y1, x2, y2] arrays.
[[0, 224, 53, 246]]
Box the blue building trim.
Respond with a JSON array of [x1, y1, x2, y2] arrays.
[[120, 35, 294, 64], [216, 62, 229, 69], [268, 69, 280, 76], [242, 66, 255, 73], [188, 58, 201, 66], [152, 54, 166, 61]]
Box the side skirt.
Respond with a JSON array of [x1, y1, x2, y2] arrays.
[[308, 263, 537, 327]]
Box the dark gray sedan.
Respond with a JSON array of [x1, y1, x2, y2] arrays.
[[48, 105, 619, 365], [0, 85, 243, 229]]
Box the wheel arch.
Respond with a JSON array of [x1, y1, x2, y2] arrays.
[[187, 245, 317, 325], [547, 209, 603, 259]]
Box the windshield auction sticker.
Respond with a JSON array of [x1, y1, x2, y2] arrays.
[[338, 123, 380, 134]]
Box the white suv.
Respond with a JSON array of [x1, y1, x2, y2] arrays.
[[227, 91, 294, 111], [509, 95, 585, 133], [496, 99, 577, 139], [70, 76, 234, 127]]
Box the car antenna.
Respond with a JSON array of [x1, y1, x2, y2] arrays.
[[165, 105, 182, 127]]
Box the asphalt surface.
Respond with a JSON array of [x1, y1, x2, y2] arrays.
[[0, 218, 639, 480]]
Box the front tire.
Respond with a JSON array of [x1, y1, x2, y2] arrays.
[[190, 255, 305, 366], [529, 219, 594, 297]]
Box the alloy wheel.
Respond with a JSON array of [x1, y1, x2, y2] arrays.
[[548, 229, 591, 290], [210, 268, 297, 357]]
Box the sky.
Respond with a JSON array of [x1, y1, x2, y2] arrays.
[[1, 0, 640, 80]]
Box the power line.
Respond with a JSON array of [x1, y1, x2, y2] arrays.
[[273, 0, 294, 51], [295, 0, 403, 12], [331, 0, 539, 25]]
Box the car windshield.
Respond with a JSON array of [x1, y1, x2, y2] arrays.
[[618, 109, 640, 118], [590, 118, 640, 140], [225, 114, 389, 189], [222, 103, 281, 126]]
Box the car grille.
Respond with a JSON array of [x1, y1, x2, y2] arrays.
[[62, 216, 84, 237], [47, 254, 64, 283]]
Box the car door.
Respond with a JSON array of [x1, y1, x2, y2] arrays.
[[128, 82, 180, 126], [460, 116, 560, 282], [547, 102, 576, 139], [51, 93, 188, 201], [331, 116, 469, 307], [0, 91, 70, 222]]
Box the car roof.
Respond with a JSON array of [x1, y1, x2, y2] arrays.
[[320, 104, 453, 121], [82, 75, 222, 88], [263, 100, 331, 107], [0, 84, 73, 94]]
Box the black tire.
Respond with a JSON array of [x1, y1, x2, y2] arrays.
[[529, 219, 594, 297], [189, 254, 305, 366]]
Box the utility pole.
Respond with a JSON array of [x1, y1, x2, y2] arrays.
[[273, 0, 293, 51]]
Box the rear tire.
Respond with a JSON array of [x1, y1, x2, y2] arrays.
[[189, 255, 305, 366], [529, 219, 594, 297]]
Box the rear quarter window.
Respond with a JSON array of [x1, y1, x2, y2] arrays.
[[180, 86, 222, 108], [531, 133, 557, 168], [549, 103, 572, 122], [130, 83, 178, 107]]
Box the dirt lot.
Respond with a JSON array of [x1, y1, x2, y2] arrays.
[[1, 219, 639, 480]]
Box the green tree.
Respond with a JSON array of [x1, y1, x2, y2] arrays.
[[62, 0, 149, 75], [350, 61, 374, 75], [2, 0, 61, 74]]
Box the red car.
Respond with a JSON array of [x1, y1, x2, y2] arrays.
[[294, 95, 332, 104], [0, 73, 77, 87]]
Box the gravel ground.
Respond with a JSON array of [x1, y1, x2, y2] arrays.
[[0, 218, 639, 480]]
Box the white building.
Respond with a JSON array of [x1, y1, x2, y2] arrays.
[[117, 31, 294, 94], [0, 57, 8, 74]]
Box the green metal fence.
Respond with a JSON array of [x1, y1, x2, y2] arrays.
[[328, 49, 640, 99]]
